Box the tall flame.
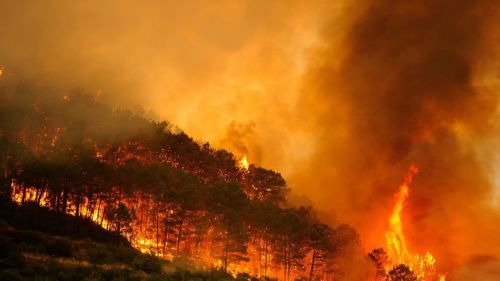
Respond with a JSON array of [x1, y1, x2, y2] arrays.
[[385, 165, 418, 265], [385, 165, 445, 281]]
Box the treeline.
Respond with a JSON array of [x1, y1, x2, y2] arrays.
[[0, 81, 361, 280]]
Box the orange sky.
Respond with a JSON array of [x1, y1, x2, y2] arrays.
[[2, 0, 500, 276]]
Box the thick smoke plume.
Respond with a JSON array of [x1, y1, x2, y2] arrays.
[[294, 0, 500, 272], [2, 0, 500, 275], [0, 0, 332, 174]]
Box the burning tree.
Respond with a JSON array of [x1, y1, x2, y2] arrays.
[[307, 223, 334, 280], [369, 166, 446, 281], [368, 248, 389, 280], [0, 85, 362, 279], [386, 264, 417, 281]]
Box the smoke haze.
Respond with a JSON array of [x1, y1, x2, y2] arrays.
[[294, 0, 500, 271], [2, 0, 500, 274]]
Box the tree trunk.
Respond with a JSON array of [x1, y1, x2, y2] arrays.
[[56, 193, 60, 211], [264, 240, 268, 277], [163, 224, 168, 258], [61, 189, 68, 213], [139, 203, 143, 238], [0, 174, 12, 198], [75, 195, 80, 217], [155, 207, 159, 256], [35, 188, 44, 205], [95, 198, 102, 222], [86, 197, 94, 219], [100, 206, 106, 226], [287, 243, 292, 281], [163, 209, 171, 258], [258, 235, 262, 277], [309, 249, 316, 281], [224, 233, 229, 272], [34, 188, 39, 204], [21, 185, 26, 204], [283, 237, 288, 281], [143, 207, 148, 239], [51, 192, 58, 212], [176, 216, 184, 256]]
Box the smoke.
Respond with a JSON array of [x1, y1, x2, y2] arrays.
[[0, 0, 337, 174], [2, 0, 500, 275], [293, 0, 500, 271], [452, 255, 500, 281], [218, 121, 264, 162]]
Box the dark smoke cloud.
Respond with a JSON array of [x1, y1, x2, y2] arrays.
[[294, 0, 500, 271], [2, 0, 500, 275]]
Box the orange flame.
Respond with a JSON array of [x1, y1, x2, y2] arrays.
[[239, 155, 250, 170], [385, 165, 445, 281], [8, 179, 286, 279]]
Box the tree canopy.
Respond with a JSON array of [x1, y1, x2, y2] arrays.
[[0, 81, 361, 280]]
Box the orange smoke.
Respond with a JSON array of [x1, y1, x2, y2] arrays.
[[385, 165, 445, 280]]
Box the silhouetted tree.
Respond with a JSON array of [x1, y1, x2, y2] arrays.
[[0, 85, 363, 279], [369, 248, 388, 280], [308, 223, 333, 280], [386, 264, 417, 281]]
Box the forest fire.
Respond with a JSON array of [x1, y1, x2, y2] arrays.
[[384, 165, 445, 281], [2, 0, 500, 280], [1, 86, 349, 279]]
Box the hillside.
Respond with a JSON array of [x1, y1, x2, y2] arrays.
[[0, 199, 254, 281], [0, 80, 364, 280]]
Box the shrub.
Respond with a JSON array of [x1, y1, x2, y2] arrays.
[[147, 274, 168, 281], [101, 267, 142, 281], [132, 254, 163, 274], [87, 246, 111, 264], [45, 237, 72, 257], [206, 269, 233, 281], [112, 245, 138, 263], [0, 269, 23, 281], [0, 235, 25, 269], [236, 272, 251, 281], [6, 230, 46, 253], [7, 230, 44, 245]]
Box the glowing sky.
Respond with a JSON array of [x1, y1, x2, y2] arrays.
[[2, 1, 500, 274]]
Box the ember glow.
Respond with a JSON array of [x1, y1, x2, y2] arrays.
[[2, 1, 500, 280]]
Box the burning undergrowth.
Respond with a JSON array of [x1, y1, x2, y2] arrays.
[[0, 82, 363, 280]]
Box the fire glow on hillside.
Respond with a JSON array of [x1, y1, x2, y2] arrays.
[[2, 1, 500, 280]]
